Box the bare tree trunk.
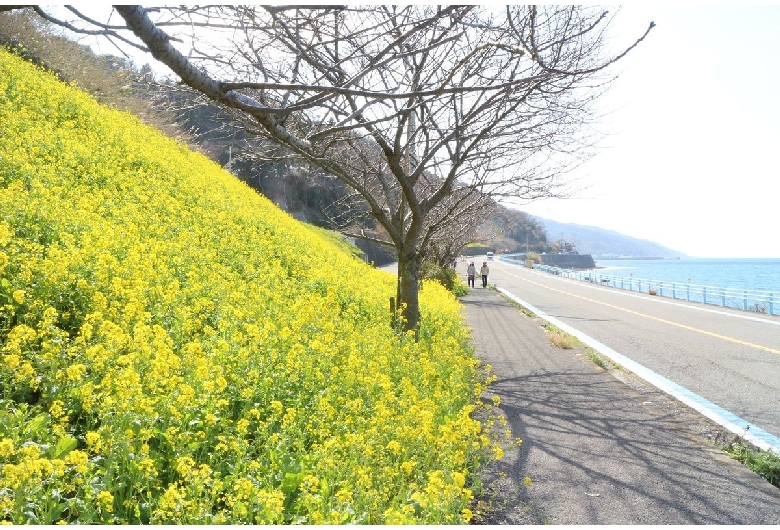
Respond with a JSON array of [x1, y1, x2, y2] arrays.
[[396, 247, 422, 334]]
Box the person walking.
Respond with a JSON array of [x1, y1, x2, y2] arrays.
[[480, 261, 490, 288], [467, 261, 476, 288]]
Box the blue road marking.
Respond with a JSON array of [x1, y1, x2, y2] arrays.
[[498, 287, 780, 457]]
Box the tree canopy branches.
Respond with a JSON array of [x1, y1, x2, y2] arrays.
[[11, 4, 653, 331]]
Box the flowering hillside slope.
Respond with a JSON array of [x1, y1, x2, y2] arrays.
[[0, 49, 491, 524]]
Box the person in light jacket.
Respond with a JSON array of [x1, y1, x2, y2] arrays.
[[467, 262, 476, 288], [480, 261, 490, 288]]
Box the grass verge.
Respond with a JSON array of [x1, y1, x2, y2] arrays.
[[585, 347, 611, 369], [543, 323, 577, 350], [722, 443, 780, 488]]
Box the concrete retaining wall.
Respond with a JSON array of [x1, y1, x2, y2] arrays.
[[540, 253, 596, 269]]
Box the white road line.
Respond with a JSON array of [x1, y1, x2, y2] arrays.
[[497, 286, 780, 457]]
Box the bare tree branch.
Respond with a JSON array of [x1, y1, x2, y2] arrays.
[[22, 4, 653, 332]]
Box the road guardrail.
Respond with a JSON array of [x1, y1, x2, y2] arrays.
[[500, 255, 778, 316]]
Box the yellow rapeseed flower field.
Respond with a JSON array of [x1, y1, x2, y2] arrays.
[[0, 49, 497, 524]]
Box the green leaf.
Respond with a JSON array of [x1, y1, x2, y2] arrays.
[[320, 477, 330, 498], [50, 436, 78, 459], [280, 470, 304, 495], [26, 413, 49, 435]]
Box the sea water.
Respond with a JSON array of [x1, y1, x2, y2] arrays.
[[594, 258, 780, 293]]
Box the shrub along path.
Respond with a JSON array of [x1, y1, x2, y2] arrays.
[[462, 285, 780, 524]]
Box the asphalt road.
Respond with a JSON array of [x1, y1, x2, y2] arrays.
[[378, 261, 780, 522], [487, 258, 780, 443], [460, 279, 780, 524]]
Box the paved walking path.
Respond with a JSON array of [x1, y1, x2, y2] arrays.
[[462, 285, 780, 524]]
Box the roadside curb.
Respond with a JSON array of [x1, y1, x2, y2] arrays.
[[496, 286, 780, 457]]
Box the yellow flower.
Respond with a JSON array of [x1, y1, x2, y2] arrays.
[[0, 438, 14, 458], [0, 221, 12, 246], [236, 418, 250, 435], [2, 354, 20, 370], [269, 400, 283, 417], [451, 471, 466, 489], [66, 363, 87, 382], [175, 456, 195, 476], [335, 488, 353, 504], [85, 431, 102, 453], [97, 490, 114, 511], [300, 474, 320, 494], [233, 477, 254, 501], [64, 450, 88, 466], [49, 400, 66, 419], [386, 440, 401, 455], [255, 489, 285, 523], [0, 48, 489, 524]]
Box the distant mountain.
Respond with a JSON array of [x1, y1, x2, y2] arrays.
[[533, 217, 685, 259]]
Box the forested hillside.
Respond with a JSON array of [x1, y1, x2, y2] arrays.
[[0, 11, 550, 265], [0, 48, 497, 524]]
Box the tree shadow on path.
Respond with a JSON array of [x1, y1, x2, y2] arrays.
[[462, 289, 780, 525]]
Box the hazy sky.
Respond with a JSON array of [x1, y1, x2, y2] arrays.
[[517, 6, 780, 258]]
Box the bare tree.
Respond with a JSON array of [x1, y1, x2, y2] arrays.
[[8, 5, 653, 332]]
